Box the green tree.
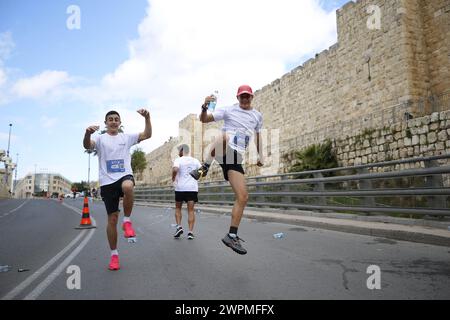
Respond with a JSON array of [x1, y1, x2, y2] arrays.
[[100, 125, 124, 134], [131, 148, 147, 180], [71, 181, 89, 193], [289, 140, 338, 176]]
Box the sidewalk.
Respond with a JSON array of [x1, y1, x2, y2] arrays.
[[135, 201, 450, 247]]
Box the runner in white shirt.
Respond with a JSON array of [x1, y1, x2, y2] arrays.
[[190, 85, 264, 255], [83, 109, 152, 271], [172, 144, 201, 240]]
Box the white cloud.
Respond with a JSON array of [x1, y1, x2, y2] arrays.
[[0, 31, 15, 97], [79, 0, 339, 153], [12, 70, 71, 99], [0, 69, 6, 87], [0, 31, 15, 62], [4, 0, 340, 154], [97, 0, 337, 107]]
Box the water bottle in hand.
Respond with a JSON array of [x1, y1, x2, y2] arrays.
[[208, 90, 218, 112]]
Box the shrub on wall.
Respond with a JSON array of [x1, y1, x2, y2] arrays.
[[289, 140, 338, 176]]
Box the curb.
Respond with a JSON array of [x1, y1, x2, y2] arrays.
[[135, 201, 450, 247]]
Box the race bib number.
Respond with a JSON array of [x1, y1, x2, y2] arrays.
[[106, 159, 125, 173], [232, 131, 250, 150]]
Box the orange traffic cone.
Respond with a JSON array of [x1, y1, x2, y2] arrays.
[[75, 196, 96, 229]]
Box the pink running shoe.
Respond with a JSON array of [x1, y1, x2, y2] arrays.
[[122, 221, 136, 238], [108, 255, 120, 271]]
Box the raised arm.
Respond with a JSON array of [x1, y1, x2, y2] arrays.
[[199, 95, 216, 123], [137, 108, 152, 142], [83, 125, 99, 150]]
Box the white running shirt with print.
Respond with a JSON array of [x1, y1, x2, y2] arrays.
[[173, 156, 202, 192], [212, 104, 263, 154], [94, 132, 139, 186]]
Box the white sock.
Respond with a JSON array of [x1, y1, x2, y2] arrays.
[[111, 250, 119, 256], [123, 217, 131, 223]]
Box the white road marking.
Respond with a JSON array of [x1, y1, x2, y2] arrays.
[[1, 200, 96, 300], [1, 231, 86, 300], [0, 199, 30, 218], [24, 228, 95, 300]]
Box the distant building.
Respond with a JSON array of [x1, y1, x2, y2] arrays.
[[0, 149, 16, 199], [14, 173, 72, 199]]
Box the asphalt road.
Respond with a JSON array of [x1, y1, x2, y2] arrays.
[[0, 198, 449, 300]]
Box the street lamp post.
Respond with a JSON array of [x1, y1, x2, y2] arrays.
[[88, 151, 91, 195], [15, 153, 18, 182], [85, 149, 94, 197], [13, 153, 18, 196], [34, 164, 37, 197], [7, 123, 12, 157], [5, 123, 13, 197]]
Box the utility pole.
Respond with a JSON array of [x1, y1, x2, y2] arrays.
[[7, 123, 12, 157], [14, 153, 18, 182], [13, 153, 18, 196], [88, 150, 91, 196]]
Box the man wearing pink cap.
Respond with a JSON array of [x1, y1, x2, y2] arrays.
[[190, 85, 264, 255]]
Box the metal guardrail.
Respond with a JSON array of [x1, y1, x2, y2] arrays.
[[135, 154, 450, 216]]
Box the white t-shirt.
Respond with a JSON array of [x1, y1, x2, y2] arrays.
[[213, 104, 263, 154], [173, 156, 201, 192], [94, 132, 139, 186]]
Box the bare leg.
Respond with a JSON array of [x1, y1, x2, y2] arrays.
[[205, 133, 229, 164], [122, 180, 134, 217], [107, 212, 119, 250], [227, 170, 249, 228], [175, 201, 182, 225], [187, 201, 195, 232]]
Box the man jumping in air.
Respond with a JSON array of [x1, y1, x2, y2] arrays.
[[190, 85, 263, 255]]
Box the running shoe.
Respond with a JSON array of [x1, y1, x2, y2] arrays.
[[222, 234, 247, 255], [108, 255, 120, 271], [174, 226, 184, 238], [122, 221, 136, 238]]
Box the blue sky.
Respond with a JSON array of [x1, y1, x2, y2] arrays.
[[0, 0, 349, 185]]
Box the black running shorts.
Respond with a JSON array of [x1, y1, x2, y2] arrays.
[[100, 175, 135, 215], [218, 147, 245, 181], [175, 191, 198, 203]]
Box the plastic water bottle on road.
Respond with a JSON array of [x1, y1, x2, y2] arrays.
[[0, 265, 11, 273], [273, 232, 285, 239]]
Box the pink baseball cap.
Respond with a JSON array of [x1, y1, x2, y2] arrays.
[[236, 85, 254, 97]]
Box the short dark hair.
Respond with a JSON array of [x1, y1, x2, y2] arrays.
[[105, 110, 120, 121], [177, 144, 189, 154]]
